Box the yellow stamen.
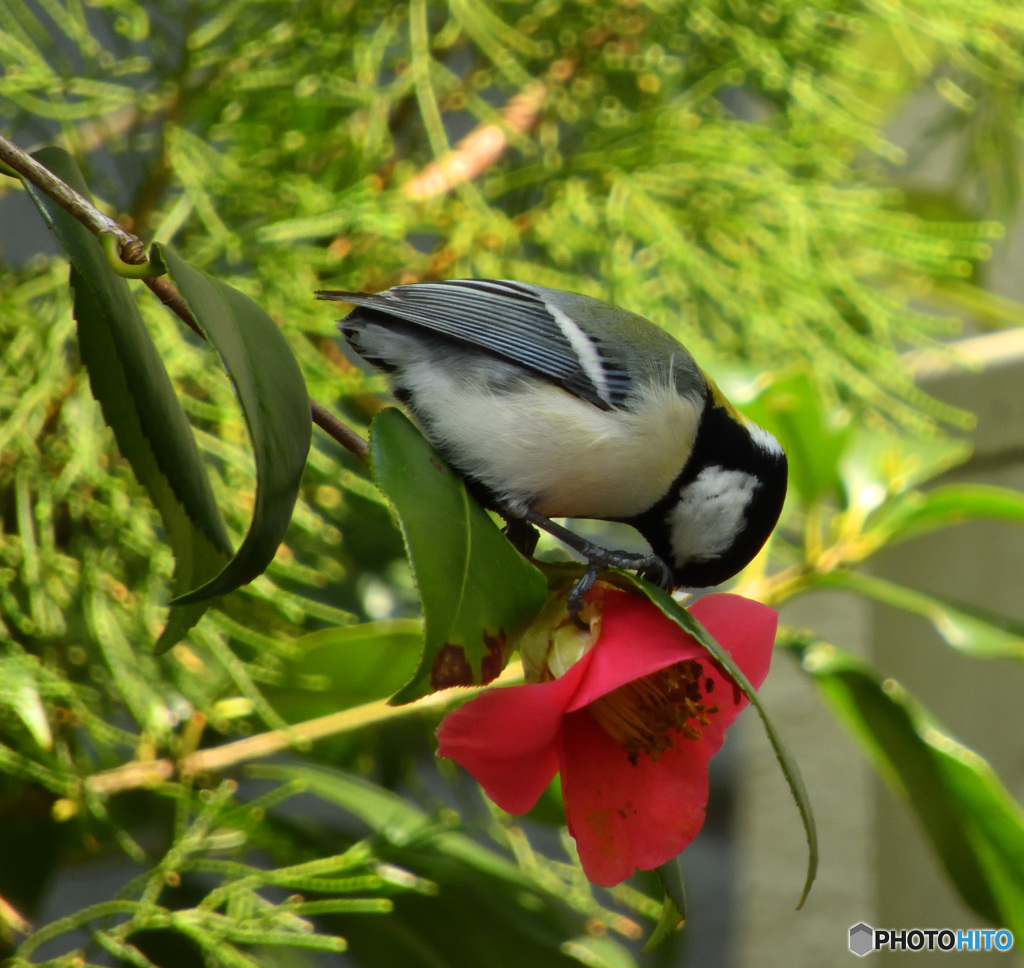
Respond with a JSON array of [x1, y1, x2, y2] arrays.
[[588, 660, 719, 764]]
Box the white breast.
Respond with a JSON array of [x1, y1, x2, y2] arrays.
[[399, 361, 704, 520]]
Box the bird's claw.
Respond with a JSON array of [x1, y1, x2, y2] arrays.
[[567, 563, 600, 629], [566, 549, 673, 629], [505, 506, 674, 628]]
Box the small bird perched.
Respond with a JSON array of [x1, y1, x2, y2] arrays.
[[318, 279, 787, 612]]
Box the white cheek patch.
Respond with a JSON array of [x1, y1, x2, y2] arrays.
[[670, 466, 760, 564]]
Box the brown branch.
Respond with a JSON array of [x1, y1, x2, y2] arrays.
[[1, 133, 368, 462], [401, 59, 573, 200], [0, 892, 32, 940], [0, 133, 145, 263], [144, 275, 203, 337], [83, 672, 521, 797], [311, 400, 369, 460]]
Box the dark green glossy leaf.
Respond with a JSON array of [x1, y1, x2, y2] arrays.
[[262, 619, 423, 722], [369, 409, 546, 703], [625, 575, 818, 907], [873, 483, 1024, 544], [791, 636, 1024, 931], [152, 244, 311, 605], [936, 748, 1024, 936], [23, 148, 231, 650], [813, 571, 1024, 660]]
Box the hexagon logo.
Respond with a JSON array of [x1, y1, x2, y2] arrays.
[[849, 922, 874, 957]]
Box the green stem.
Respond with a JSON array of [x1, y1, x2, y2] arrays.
[[4, 134, 370, 462], [85, 665, 523, 798], [15, 900, 153, 958], [0, 133, 140, 259], [100, 232, 164, 278]]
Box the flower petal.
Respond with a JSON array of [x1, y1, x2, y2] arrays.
[[559, 708, 714, 886], [692, 592, 776, 688], [436, 659, 587, 814], [567, 591, 777, 712]]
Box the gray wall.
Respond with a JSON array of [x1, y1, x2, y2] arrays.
[[735, 329, 1024, 966]]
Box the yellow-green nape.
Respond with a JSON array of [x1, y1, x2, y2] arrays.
[[704, 373, 747, 426]]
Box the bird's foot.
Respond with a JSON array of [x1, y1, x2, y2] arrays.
[[565, 547, 672, 628], [504, 507, 673, 629]]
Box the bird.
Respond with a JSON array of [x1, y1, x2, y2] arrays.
[[318, 279, 787, 614]]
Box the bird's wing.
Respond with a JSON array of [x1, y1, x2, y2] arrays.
[[318, 279, 630, 409]]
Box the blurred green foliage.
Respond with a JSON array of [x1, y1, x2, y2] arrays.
[[4, 0, 1024, 965]]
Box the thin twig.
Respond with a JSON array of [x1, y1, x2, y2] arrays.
[[1, 133, 368, 461], [0, 892, 32, 939], [85, 665, 522, 797], [402, 59, 573, 199], [0, 133, 145, 263], [402, 80, 546, 199], [143, 275, 203, 337], [311, 400, 369, 460]]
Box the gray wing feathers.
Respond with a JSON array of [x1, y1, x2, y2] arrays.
[[322, 279, 629, 409]]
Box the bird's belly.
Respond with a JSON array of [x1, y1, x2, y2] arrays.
[[405, 368, 703, 520]]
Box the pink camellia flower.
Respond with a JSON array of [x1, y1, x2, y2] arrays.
[[436, 586, 777, 886]]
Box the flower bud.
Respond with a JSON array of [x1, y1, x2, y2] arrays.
[[518, 590, 604, 683]]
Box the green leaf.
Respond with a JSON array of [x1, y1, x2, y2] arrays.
[[369, 409, 547, 703], [261, 619, 424, 722], [814, 570, 1024, 660], [792, 636, 1024, 931], [625, 576, 818, 907], [740, 371, 852, 505], [0, 655, 52, 750], [23, 147, 232, 650], [643, 859, 685, 952], [840, 429, 971, 520], [152, 244, 311, 606], [873, 483, 1024, 544]]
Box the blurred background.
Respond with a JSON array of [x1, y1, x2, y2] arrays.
[[3, 1, 1024, 965]]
